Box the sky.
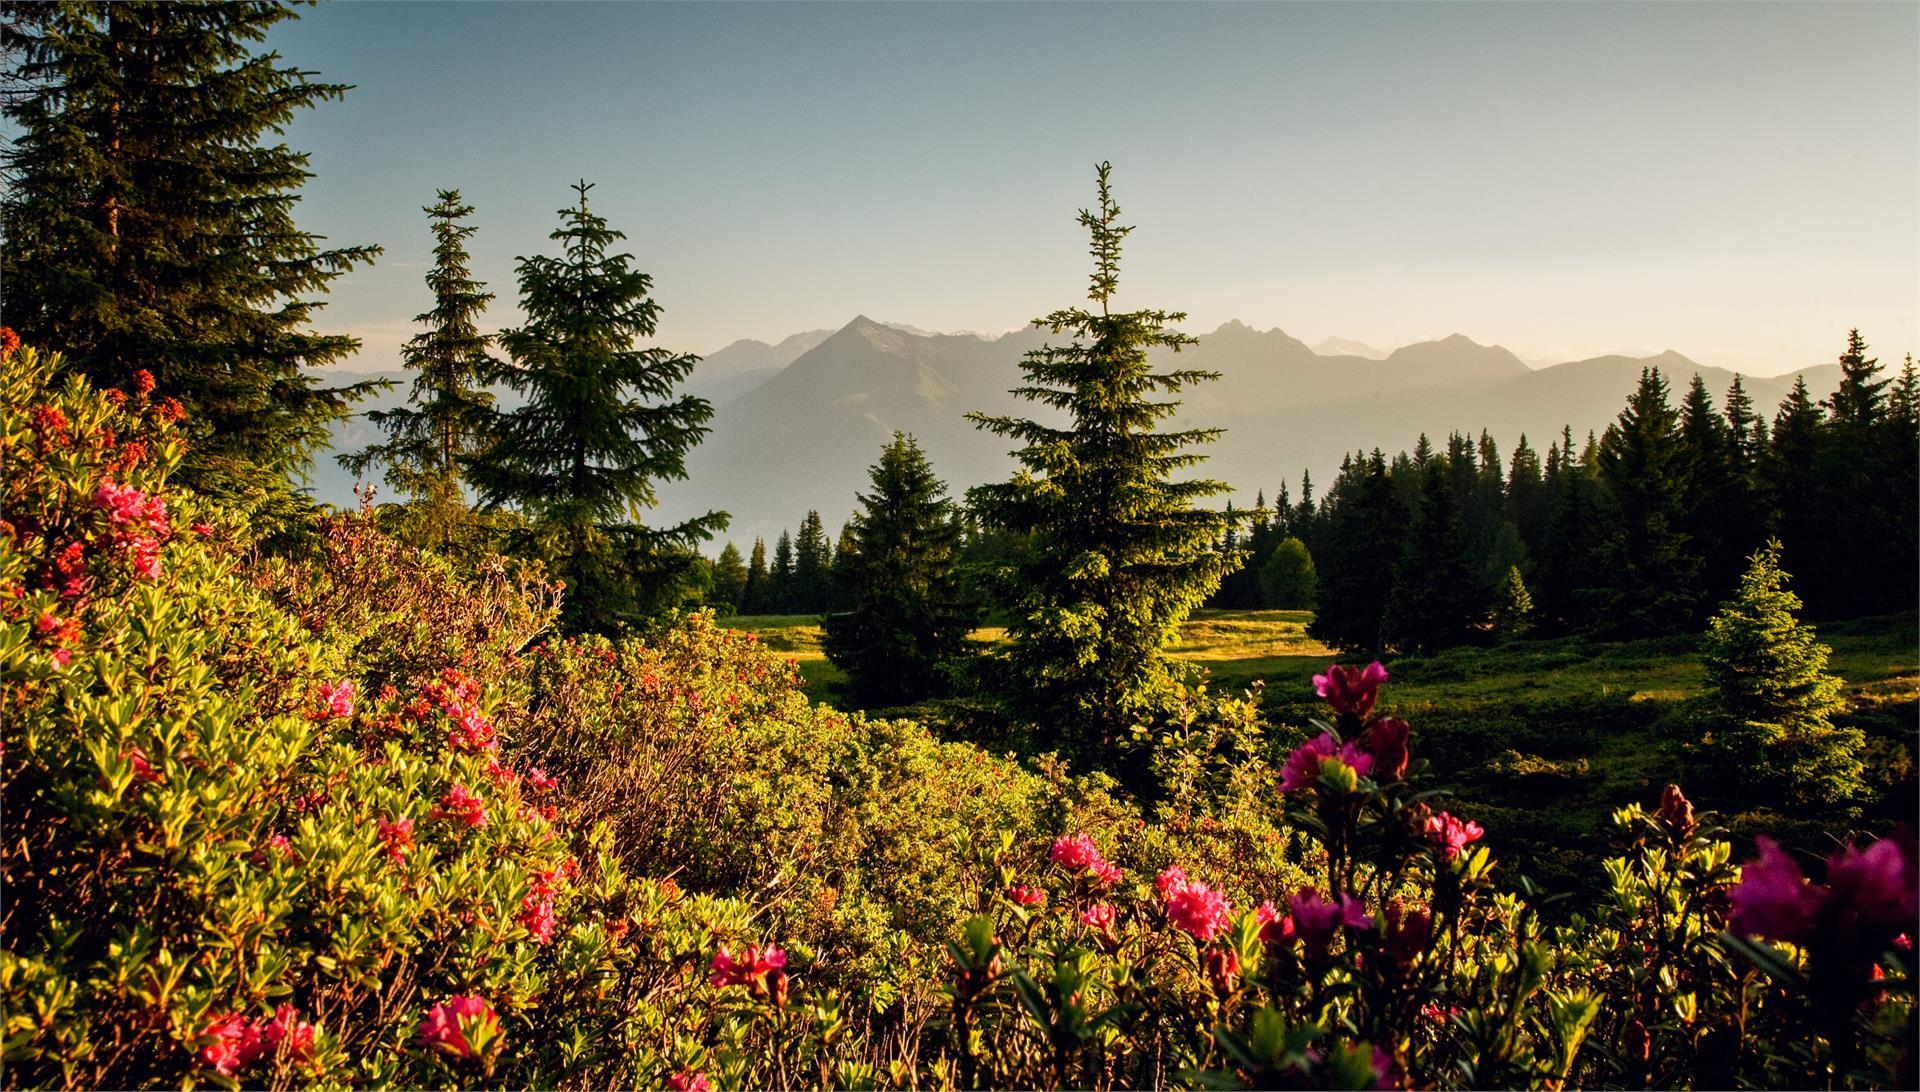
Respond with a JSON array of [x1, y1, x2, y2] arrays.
[[271, 1, 1919, 377]]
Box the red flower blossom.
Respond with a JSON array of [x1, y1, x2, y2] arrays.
[[1280, 732, 1375, 793], [0, 327, 18, 357], [418, 995, 499, 1059], [1154, 865, 1190, 900], [192, 521, 214, 537], [123, 745, 163, 785], [517, 892, 557, 943], [1163, 876, 1233, 942], [484, 759, 520, 787], [1205, 946, 1241, 993], [263, 1004, 317, 1063], [432, 783, 487, 827], [1080, 903, 1117, 930], [527, 767, 557, 791], [1289, 889, 1371, 955], [377, 817, 414, 862], [1090, 858, 1124, 887], [1007, 883, 1046, 908], [1424, 811, 1484, 859], [666, 1073, 712, 1092], [1050, 833, 1104, 871], [198, 1013, 267, 1076], [1312, 661, 1389, 717], [1382, 901, 1431, 970], [1825, 834, 1919, 933], [710, 943, 788, 1001], [1729, 837, 1824, 944], [1256, 900, 1295, 946], [134, 369, 156, 397], [1362, 717, 1411, 781], [317, 680, 355, 720], [1657, 784, 1696, 836], [157, 396, 184, 422]]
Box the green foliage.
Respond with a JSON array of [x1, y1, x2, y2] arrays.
[[0, 1, 382, 513], [1493, 565, 1535, 639], [822, 433, 977, 707], [711, 542, 748, 613], [1701, 541, 1862, 804], [1385, 456, 1482, 653], [1310, 452, 1403, 652], [467, 181, 725, 632], [1595, 368, 1699, 635], [341, 190, 498, 548], [967, 163, 1236, 755], [1259, 536, 1318, 610]]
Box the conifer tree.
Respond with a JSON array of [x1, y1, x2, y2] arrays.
[[467, 181, 724, 631], [793, 510, 833, 614], [823, 434, 977, 707], [711, 543, 748, 612], [742, 537, 769, 614], [1702, 541, 1861, 805], [2, 1, 382, 510], [1826, 328, 1889, 427], [1308, 451, 1401, 651], [1292, 469, 1317, 553], [1384, 457, 1480, 653], [342, 190, 497, 546], [829, 522, 861, 611], [1534, 427, 1604, 630], [1492, 565, 1534, 639], [966, 163, 1234, 753], [770, 531, 796, 613], [1594, 367, 1697, 634], [1677, 374, 1748, 608], [1505, 434, 1548, 560], [1765, 376, 1825, 600], [1259, 536, 1317, 610]]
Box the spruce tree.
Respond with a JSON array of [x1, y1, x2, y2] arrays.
[[1702, 541, 1861, 805], [1594, 367, 1697, 634], [1491, 565, 1534, 639], [342, 190, 497, 546], [792, 510, 832, 614], [1765, 376, 1825, 602], [829, 522, 861, 611], [1384, 457, 1480, 653], [823, 434, 977, 707], [1677, 374, 1747, 608], [742, 537, 769, 614], [1505, 434, 1548, 561], [711, 542, 748, 612], [966, 162, 1234, 753], [1259, 536, 1317, 610], [770, 531, 796, 613], [1308, 451, 1402, 651], [2, 1, 382, 510], [467, 181, 724, 631], [1535, 427, 1604, 631]]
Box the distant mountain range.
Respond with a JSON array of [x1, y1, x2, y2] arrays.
[[309, 318, 1842, 549]]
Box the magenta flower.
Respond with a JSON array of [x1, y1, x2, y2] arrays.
[[1825, 834, 1918, 932], [1729, 837, 1826, 944], [1256, 900, 1294, 946], [1362, 717, 1411, 781], [1280, 732, 1374, 794], [1424, 811, 1484, 858], [432, 783, 487, 828], [527, 768, 558, 791], [1080, 903, 1117, 930], [1090, 859, 1124, 887], [1288, 889, 1371, 954], [377, 817, 414, 863], [1154, 865, 1190, 899], [710, 943, 789, 1001], [666, 1073, 712, 1092], [1050, 834, 1104, 871], [1007, 883, 1046, 908], [517, 892, 557, 944], [1382, 901, 1431, 970], [317, 680, 355, 720], [264, 1004, 317, 1063], [418, 995, 498, 1059], [1313, 661, 1389, 717], [198, 1013, 267, 1076], [1164, 877, 1233, 942]]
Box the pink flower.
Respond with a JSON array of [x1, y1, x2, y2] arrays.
[[710, 943, 788, 1000], [123, 745, 163, 785], [1371, 1045, 1400, 1090], [1154, 865, 1190, 899], [263, 1004, 317, 1063], [1279, 732, 1374, 793], [527, 768, 557, 791], [1382, 901, 1431, 970], [317, 681, 355, 720], [1164, 877, 1233, 942], [1424, 811, 1484, 858], [192, 521, 214, 537], [1729, 837, 1825, 944], [432, 783, 487, 827], [198, 1013, 267, 1076], [1657, 783, 1696, 836], [1362, 717, 1411, 781], [377, 817, 414, 862], [129, 536, 163, 580], [1255, 900, 1294, 946], [666, 1073, 712, 1092], [418, 995, 499, 1059], [1050, 834, 1104, 871], [1007, 883, 1046, 907], [484, 760, 520, 788], [1825, 835, 1919, 932], [1205, 946, 1241, 992], [50, 648, 72, 670], [1289, 889, 1371, 954], [518, 892, 557, 944], [1090, 858, 1124, 887], [1080, 903, 1117, 930], [1313, 661, 1389, 717]]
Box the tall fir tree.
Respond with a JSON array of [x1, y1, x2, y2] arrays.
[[966, 163, 1234, 755], [1765, 376, 1825, 606], [342, 190, 497, 547], [1505, 434, 1548, 562], [1, 1, 382, 511], [467, 182, 725, 631], [711, 542, 748, 613], [1384, 457, 1481, 653], [742, 537, 770, 614], [1676, 374, 1747, 609], [1593, 367, 1697, 634], [823, 434, 977, 707], [1534, 427, 1604, 631], [770, 531, 796, 613], [1292, 469, 1317, 553], [792, 510, 833, 614], [1308, 451, 1402, 651], [829, 521, 861, 612]]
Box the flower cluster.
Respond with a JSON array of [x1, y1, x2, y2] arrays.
[[1731, 832, 1917, 946], [1048, 833, 1124, 886], [711, 943, 789, 1004], [417, 995, 500, 1060], [92, 480, 169, 580], [1155, 865, 1234, 942], [196, 1005, 317, 1076]]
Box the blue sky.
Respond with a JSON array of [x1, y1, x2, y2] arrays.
[[273, 1, 1918, 375]]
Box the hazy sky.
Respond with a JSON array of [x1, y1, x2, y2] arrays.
[[272, 1, 1918, 376]]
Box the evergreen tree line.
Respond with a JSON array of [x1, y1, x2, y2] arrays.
[[1250, 343, 1919, 653]]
